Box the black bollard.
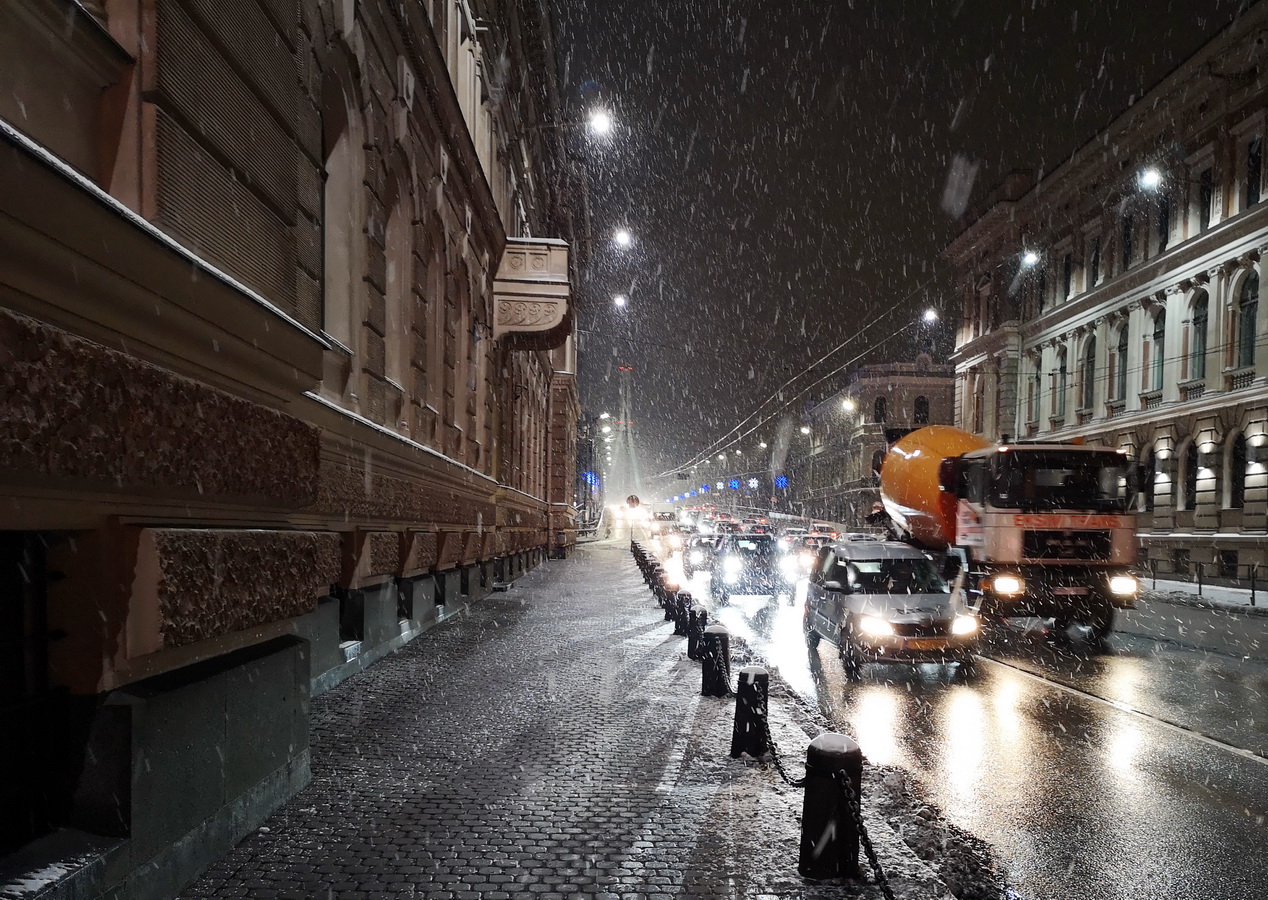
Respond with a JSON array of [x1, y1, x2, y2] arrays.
[[652, 566, 666, 598], [687, 605, 708, 660], [798, 733, 863, 879], [701, 624, 731, 697], [730, 666, 770, 758], [672, 591, 692, 636], [663, 582, 679, 620]]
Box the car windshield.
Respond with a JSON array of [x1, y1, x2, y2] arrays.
[[731, 536, 775, 556], [829, 557, 948, 594], [990, 449, 1136, 512]]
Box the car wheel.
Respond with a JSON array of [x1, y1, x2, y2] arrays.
[[840, 636, 863, 680]]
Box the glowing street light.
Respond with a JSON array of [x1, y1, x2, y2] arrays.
[[1022, 250, 1040, 266], [1138, 167, 1163, 190], [601, 425, 611, 433], [758, 441, 768, 449], [841, 398, 856, 412], [923, 308, 939, 323], [613, 294, 627, 308], [800, 426, 811, 435], [717, 454, 726, 461], [614, 228, 633, 247], [589, 109, 613, 135], [599, 412, 610, 419]]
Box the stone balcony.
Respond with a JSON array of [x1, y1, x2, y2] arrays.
[[493, 237, 572, 349]]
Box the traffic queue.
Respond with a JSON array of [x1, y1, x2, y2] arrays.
[[641, 506, 981, 680]]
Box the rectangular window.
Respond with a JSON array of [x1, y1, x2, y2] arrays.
[[1248, 138, 1262, 207], [1198, 168, 1214, 232], [1062, 254, 1072, 299], [1121, 215, 1134, 269], [1157, 195, 1170, 252], [1088, 236, 1101, 287]]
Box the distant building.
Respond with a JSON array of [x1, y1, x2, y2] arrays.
[[788, 357, 954, 525], [942, 5, 1268, 579], [0, 0, 582, 892]]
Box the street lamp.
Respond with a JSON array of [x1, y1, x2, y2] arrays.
[[599, 412, 610, 419], [1021, 250, 1040, 266], [613, 294, 627, 308], [758, 441, 767, 449], [614, 228, 633, 248], [841, 398, 856, 412], [1138, 167, 1163, 190], [589, 109, 613, 135], [923, 308, 939, 323], [800, 426, 811, 435]]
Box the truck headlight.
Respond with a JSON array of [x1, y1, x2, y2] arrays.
[[723, 556, 742, 575], [858, 616, 894, 637], [1108, 575, 1139, 597], [951, 615, 979, 635], [779, 556, 799, 577], [990, 574, 1025, 596]]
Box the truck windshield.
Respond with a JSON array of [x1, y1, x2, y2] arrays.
[[990, 449, 1135, 512]]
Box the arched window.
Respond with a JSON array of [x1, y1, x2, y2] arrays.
[[1053, 349, 1068, 418], [874, 397, 887, 424], [1238, 272, 1259, 369], [1180, 441, 1198, 510], [1115, 326, 1129, 400], [914, 396, 930, 425], [1229, 433, 1248, 509], [1141, 449, 1156, 513], [1190, 292, 1208, 380], [321, 72, 364, 351], [871, 449, 885, 476], [384, 186, 412, 393], [1151, 310, 1166, 391], [1081, 336, 1097, 410]]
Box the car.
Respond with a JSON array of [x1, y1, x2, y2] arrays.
[[683, 535, 722, 579], [653, 524, 686, 554], [714, 521, 744, 536], [710, 533, 799, 604], [786, 534, 833, 575], [802, 541, 979, 678]]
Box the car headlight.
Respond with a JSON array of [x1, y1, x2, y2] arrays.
[[723, 556, 743, 575], [1108, 574, 1139, 597], [779, 556, 799, 576], [689, 550, 703, 564], [799, 551, 815, 568], [669, 536, 683, 549], [990, 574, 1025, 596], [951, 615, 979, 635], [858, 616, 894, 637]]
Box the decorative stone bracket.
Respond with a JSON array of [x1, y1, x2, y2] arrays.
[[493, 237, 572, 349]]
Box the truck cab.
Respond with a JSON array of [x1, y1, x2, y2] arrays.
[[939, 442, 1140, 635]]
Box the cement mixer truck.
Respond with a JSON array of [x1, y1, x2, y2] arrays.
[[879, 426, 1140, 639]]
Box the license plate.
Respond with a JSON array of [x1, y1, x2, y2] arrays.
[[1052, 587, 1089, 596], [903, 638, 946, 651]]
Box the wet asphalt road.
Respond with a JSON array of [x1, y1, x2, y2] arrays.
[[649, 534, 1268, 900]]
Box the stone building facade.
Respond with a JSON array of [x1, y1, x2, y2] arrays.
[[943, 5, 1268, 580], [788, 358, 955, 526], [0, 0, 582, 894]]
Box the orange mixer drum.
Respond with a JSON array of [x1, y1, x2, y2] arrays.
[[879, 425, 992, 549]]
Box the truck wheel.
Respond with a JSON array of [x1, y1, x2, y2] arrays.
[[1086, 606, 1115, 644]]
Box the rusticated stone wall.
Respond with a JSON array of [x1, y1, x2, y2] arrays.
[[314, 455, 497, 524], [0, 310, 320, 505], [150, 529, 341, 648]]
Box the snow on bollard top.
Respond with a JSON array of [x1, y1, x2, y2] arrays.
[[704, 624, 729, 635], [739, 665, 767, 682], [809, 732, 860, 755], [692, 604, 707, 615]]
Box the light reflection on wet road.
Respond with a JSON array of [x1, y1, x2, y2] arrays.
[[652, 539, 1268, 900]]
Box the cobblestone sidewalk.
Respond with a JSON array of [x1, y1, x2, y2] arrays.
[[180, 542, 953, 900]]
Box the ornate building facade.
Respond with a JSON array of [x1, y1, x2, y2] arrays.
[[0, 0, 582, 893], [943, 5, 1268, 580], [788, 358, 954, 526]]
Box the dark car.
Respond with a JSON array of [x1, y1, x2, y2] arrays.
[[683, 535, 722, 579], [710, 534, 797, 603]]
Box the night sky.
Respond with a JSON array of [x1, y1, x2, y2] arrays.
[[550, 0, 1244, 492]]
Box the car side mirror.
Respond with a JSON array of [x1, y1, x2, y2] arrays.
[[823, 579, 846, 593]]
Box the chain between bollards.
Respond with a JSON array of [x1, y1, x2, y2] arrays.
[[832, 770, 894, 900]]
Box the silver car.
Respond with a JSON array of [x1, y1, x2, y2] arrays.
[[803, 541, 979, 677]]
